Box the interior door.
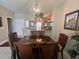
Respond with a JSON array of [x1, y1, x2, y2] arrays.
[[7, 18, 13, 34]]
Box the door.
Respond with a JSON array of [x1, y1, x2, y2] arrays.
[[7, 18, 13, 34]]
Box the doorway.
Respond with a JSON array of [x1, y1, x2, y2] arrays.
[[7, 18, 13, 34]]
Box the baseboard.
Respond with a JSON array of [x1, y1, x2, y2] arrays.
[[0, 40, 8, 46]]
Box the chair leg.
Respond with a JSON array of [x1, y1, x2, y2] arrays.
[[11, 53, 13, 59], [61, 51, 63, 59], [12, 50, 16, 59], [16, 51, 21, 59], [54, 52, 58, 59]]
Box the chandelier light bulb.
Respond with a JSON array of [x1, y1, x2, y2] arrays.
[[33, 7, 40, 13], [33, 0, 41, 14]]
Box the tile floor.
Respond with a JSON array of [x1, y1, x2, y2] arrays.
[[0, 47, 11, 59], [0, 47, 70, 59]]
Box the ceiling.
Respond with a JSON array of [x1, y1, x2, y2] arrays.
[[0, 0, 66, 17]]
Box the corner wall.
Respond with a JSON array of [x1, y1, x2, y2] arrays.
[[61, 0, 79, 36], [51, 0, 79, 58], [51, 4, 64, 41], [52, 0, 79, 41], [0, 5, 15, 43]]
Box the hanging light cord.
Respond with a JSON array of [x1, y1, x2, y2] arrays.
[[36, 0, 37, 10]]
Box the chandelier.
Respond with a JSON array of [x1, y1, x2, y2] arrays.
[[33, 0, 40, 14]]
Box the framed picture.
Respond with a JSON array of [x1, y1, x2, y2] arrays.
[[0, 17, 3, 27], [29, 21, 34, 27], [44, 22, 52, 31], [64, 10, 79, 30]]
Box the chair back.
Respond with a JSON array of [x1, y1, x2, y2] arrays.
[[59, 33, 68, 50], [15, 43, 33, 59], [41, 42, 58, 59], [8, 32, 18, 48]]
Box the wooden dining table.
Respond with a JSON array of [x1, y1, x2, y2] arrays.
[[14, 36, 58, 59], [19, 36, 54, 43]]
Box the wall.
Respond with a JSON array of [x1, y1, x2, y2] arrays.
[[52, 0, 79, 41], [61, 0, 79, 36], [51, 4, 64, 41], [14, 13, 25, 37], [14, 19, 24, 37], [51, 0, 79, 58], [0, 5, 15, 43], [60, 0, 79, 50]]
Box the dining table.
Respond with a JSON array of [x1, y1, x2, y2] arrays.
[[14, 36, 58, 59], [19, 36, 55, 43]]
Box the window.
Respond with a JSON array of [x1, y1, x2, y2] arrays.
[[14, 19, 24, 37]]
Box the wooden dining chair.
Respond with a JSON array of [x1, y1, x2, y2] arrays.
[[8, 32, 19, 59], [15, 43, 33, 59], [41, 42, 58, 59], [58, 33, 68, 59]]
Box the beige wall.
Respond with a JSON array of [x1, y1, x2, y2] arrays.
[[61, 0, 79, 36], [51, 4, 64, 41], [52, 0, 79, 41], [61, 0, 79, 49], [0, 5, 15, 43]]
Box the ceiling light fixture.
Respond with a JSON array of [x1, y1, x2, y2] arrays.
[[33, 0, 40, 14]]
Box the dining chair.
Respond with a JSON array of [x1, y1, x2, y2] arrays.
[[41, 42, 58, 59], [15, 43, 33, 59], [8, 32, 19, 59], [58, 33, 68, 59]]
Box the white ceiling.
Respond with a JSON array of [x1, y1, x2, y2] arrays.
[[0, 0, 66, 16]]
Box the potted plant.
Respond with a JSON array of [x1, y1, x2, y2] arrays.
[[71, 34, 79, 41], [71, 31, 79, 50]]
